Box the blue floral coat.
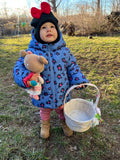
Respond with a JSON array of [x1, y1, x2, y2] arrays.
[[13, 29, 89, 109]]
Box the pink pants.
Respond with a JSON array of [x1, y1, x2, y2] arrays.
[[40, 105, 65, 121]]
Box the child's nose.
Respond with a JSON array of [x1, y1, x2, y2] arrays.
[[47, 27, 51, 32]]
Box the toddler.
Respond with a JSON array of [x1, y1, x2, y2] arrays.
[[13, 2, 89, 139]]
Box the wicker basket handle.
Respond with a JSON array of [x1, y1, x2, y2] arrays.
[[64, 83, 100, 110]]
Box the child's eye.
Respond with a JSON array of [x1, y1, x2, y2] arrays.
[[51, 25, 55, 28], [42, 26, 46, 29]]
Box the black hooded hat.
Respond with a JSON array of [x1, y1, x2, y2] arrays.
[[31, 2, 60, 44]]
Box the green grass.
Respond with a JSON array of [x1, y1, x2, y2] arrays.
[[0, 34, 120, 160]]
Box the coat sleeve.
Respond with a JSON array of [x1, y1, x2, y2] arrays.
[[67, 50, 89, 85], [13, 57, 32, 88]]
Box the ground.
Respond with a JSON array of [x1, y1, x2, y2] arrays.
[[0, 34, 120, 160]]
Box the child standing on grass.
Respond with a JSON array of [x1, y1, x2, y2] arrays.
[[13, 2, 89, 139]]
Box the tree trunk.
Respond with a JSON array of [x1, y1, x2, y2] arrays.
[[48, 0, 62, 13], [52, 0, 57, 12], [97, 0, 100, 13]]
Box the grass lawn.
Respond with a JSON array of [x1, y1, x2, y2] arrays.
[[0, 34, 120, 160]]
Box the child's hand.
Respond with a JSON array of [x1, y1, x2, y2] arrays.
[[76, 84, 86, 90]]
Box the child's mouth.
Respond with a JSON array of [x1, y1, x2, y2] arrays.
[[47, 34, 53, 37]]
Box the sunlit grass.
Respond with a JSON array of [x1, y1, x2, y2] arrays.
[[0, 34, 120, 160]]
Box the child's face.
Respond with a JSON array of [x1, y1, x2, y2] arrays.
[[40, 22, 58, 43]]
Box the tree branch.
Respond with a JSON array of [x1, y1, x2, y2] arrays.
[[56, 0, 62, 8]]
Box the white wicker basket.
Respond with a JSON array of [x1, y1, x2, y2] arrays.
[[64, 83, 100, 132]]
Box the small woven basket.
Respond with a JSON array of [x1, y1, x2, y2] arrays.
[[64, 83, 100, 132]]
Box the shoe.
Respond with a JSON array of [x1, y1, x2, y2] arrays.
[[60, 119, 73, 137], [40, 119, 50, 139]]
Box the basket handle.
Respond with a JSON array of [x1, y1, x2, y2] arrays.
[[64, 83, 100, 110]]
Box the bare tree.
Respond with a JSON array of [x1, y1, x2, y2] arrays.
[[97, 0, 100, 13], [2, 1, 8, 17], [47, 0, 62, 13], [32, 0, 62, 13], [111, 0, 120, 11]]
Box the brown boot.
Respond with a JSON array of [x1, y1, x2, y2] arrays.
[[60, 120, 73, 137], [40, 119, 50, 139]]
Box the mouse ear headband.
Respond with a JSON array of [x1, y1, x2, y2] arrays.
[[31, 2, 51, 19]]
